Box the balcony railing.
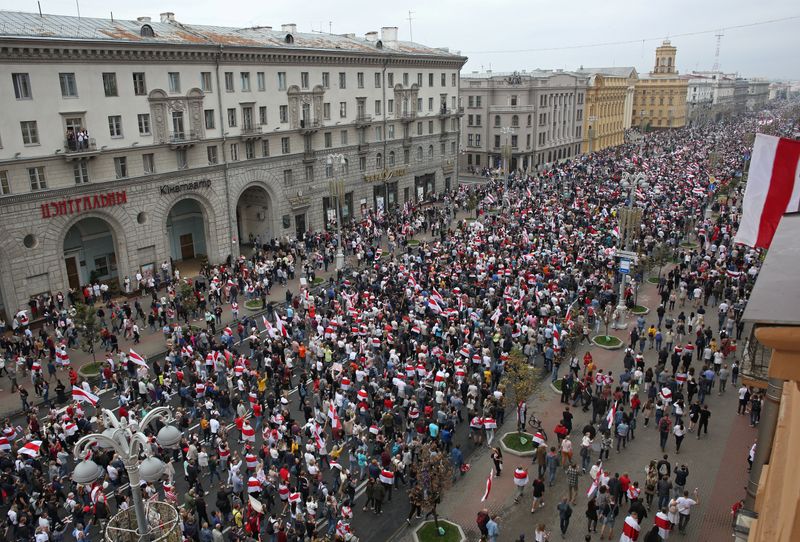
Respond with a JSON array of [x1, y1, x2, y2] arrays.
[[241, 125, 263, 136], [64, 138, 97, 153], [355, 114, 373, 126], [489, 105, 536, 112], [170, 130, 199, 143], [299, 119, 320, 131], [398, 111, 417, 122], [740, 326, 772, 383]]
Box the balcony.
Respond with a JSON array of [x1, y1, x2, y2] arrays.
[[299, 119, 320, 134], [402, 136, 412, 148], [63, 139, 101, 161], [303, 150, 316, 164], [355, 114, 373, 127], [241, 125, 263, 140], [740, 326, 771, 386], [398, 111, 417, 123], [169, 130, 199, 149], [357, 143, 369, 154], [489, 105, 536, 113], [438, 107, 452, 118]]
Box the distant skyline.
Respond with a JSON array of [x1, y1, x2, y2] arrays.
[[1, 0, 798, 79]]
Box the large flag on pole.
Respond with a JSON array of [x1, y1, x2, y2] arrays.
[[72, 386, 100, 406], [481, 469, 494, 502], [735, 133, 800, 248], [129, 349, 148, 368]]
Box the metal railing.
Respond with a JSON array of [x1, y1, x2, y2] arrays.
[[64, 138, 97, 153], [240, 125, 263, 135], [299, 119, 320, 130], [169, 130, 199, 143], [355, 114, 373, 124], [740, 326, 772, 382]]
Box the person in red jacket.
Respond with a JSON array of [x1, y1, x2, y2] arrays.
[[619, 472, 631, 502]]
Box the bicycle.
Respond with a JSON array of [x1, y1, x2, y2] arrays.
[[527, 414, 548, 441]]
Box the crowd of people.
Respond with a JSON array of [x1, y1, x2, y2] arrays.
[[0, 101, 796, 542]]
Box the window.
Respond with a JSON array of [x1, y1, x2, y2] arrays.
[[441, 73, 446, 86], [113, 157, 128, 179], [467, 134, 473, 146], [304, 165, 313, 181], [510, 95, 518, 106], [257, 72, 265, 91], [428, 145, 434, 159], [441, 142, 446, 155], [325, 163, 333, 178], [143, 153, 155, 173], [176, 148, 188, 169], [241, 72, 251, 92], [388, 73, 394, 87], [576, 109, 583, 122], [404, 149, 410, 164], [428, 120, 434, 134], [417, 97, 423, 112], [261, 140, 269, 157], [102, 73, 118, 96], [467, 114, 473, 126], [300, 72, 309, 89], [511, 115, 519, 127], [230, 143, 239, 161], [476, 96, 482, 107], [577, 92, 584, 105], [387, 124, 395, 139], [0, 171, 10, 195], [28, 167, 46, 190], [201, 72, 212, 92], [259, 106, 267, 125], [357, 72, 364, 89], [417, 122, 423, 135], [359, 156, 366, 172], [281, 137, 290, 154], [414, 73, 420, 87], [323, 103, 331, 120], [375, 100, 382, 116], [339, 72, 347, 89], [475, 114, 481, 126], [428, 73, 434, 87], [12, 73, 32, 99], [339, 102, 347, 118], [494, 135, 501, 148], [245, 140, 255, 160], [108, 115, 123, 138], [375, 126, 383, 141], [275, 72, 286, 91], [374, 72, 381, 88], [340, 130, 348, 145], [540, 95, 547, 107], [20, 121, 39, 145], [322, 72, 329, 88], [204, 110, 215, 129], [452, 73, 457, 86], [283, 169, 293, 184], [428, 97, 434, 111], [475, 134, 481, 146], [168, 72, 181, 93], [324, 132, 332, 148], [511, 135, 518, 148], [59, 73, 78, 97], [137, 114, 151, 135], [224, 72, 234, 92], [227, 108, 237, 127], [494, 115, 501, 127], [73, 160, 89, 184], [388, 99, 394, 114], [416, 146, 423, 161], [279, 105, 288, 123], [388, 151, 395, 166], [376, 153, 383, 169], [527, 114, 532, 126]]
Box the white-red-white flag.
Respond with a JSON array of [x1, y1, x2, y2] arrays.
[[129, 349, 148, 368], [18, 440, 42, 457], [735, 133, 800, 248], [481, 469, 494, 502], [72, 386, 99, 406]]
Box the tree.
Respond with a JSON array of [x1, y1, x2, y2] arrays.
[[408, 441, 453, 531], [179, 280, 198, 316], [651, 242, 672, 281], [73, 302, 99, 362], [504, 347, 540, 430]]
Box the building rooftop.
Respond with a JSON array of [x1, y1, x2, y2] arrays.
[[743, 213, 800, 326], [0, 10, 462, 58], [462, 69, 583, 79], [575, 67, 637, 78]]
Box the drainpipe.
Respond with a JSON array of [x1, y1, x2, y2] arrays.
[[744, 376, 783, 508], [382, 59, 388, 209], [215, 45, 235, 261]]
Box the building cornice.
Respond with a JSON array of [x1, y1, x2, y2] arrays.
[[0, 38, 467, 69]]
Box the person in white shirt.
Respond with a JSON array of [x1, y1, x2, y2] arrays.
[[675, 488, 700, 534]]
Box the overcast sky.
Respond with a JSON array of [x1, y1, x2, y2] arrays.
[[3, 0, 798, 79]]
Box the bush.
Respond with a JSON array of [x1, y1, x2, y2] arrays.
[[631, 305, 649, 314], [593, 335, 623, 348]]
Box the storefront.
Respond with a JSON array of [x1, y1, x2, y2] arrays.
[[414, 173, 437, 201]]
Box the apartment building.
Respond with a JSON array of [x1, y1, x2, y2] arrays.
[[460, 70, 587, 172], [0, 10, 466, 318], [632, 41, 688, 130], [575, 67, 638, 153]]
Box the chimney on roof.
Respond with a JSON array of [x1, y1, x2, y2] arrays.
[[160, 12, 175, 23], [137, 16, 151, 23], [281, 23, 297, 34], [365, 31, 378, 42], [381, 27, 398, 42]]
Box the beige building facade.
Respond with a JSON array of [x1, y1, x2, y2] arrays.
[[460, 70, 587, 172], [576, 67, 638, 153], [632, 41, 688, 130], [0, 10, 466, 319]]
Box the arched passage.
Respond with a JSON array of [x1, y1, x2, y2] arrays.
[[236, 185, 273, 248], [166, 198, 208, 263], [62, 217, 119, 289]]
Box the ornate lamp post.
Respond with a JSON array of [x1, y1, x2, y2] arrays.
[[72, 407, 182, 541], [500, 126, 515, 175], [326, 153, 348, 271], [613, 172, 647, 329]]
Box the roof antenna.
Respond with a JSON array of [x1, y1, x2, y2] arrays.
[[407, 10, 414, 42], [110, 11, 114, 23], [76, 0, 81, 19], [37, 1, 42, 17]]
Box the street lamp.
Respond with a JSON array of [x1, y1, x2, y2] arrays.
[[613, 172, 648, 330], [72, 407, 181, 541], [500, 127, 515, 176], [326, 153, 347, 271]]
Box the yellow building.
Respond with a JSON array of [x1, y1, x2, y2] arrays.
[[632, 40, 688, 129], [577, 67, 638, 153]]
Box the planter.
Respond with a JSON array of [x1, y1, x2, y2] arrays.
[[244, 299, 263, 311], [592, 335, 624, 350], [630, 305, 650, 315], [407, 239, 421, 248], [550, 379, 563, 394], [647, 277, 661, 285], [679, 241, 699, 249], [78, 361, 103, 385], [499, 431, 538, 457], [311, 277, 325, 287], [412, 519, 466, 542]]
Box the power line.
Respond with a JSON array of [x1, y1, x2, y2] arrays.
[[462, 14, 800, 54]]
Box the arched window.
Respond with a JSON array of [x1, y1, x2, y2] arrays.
[[140, 24, 155, 37], [527, 114, 531, 126], [388, 151, 395, 166], [494, 115, 501, 127], [376, 153, 383, 169], [416, 146, 423, 161], [285, 34, 294, 44], [428, 145, 434, 159], [511, 115, 519, 127]]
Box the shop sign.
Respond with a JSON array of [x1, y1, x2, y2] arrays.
[[159, 179, 212, 195], [40, 191, 127, 219]]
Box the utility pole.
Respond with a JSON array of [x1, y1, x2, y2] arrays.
[[712, 30, 724, 73], [407, 10, 415, 42]]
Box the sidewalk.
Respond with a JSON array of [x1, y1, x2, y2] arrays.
[[403, 271, 754, 542]]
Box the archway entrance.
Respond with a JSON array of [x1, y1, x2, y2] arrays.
[[63, 217, 119, 290], [166, 199, 208, 275], [236, 186, 273, 251]]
